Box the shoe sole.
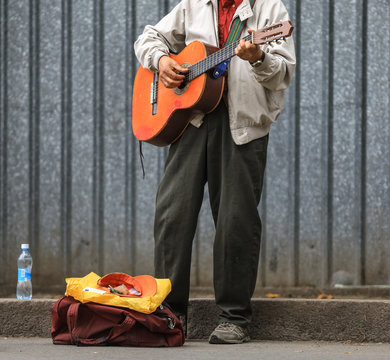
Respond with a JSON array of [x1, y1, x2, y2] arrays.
[[208, 334, 251, 344]]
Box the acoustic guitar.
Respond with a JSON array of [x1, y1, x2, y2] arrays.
[[132, 21, 294, 147]]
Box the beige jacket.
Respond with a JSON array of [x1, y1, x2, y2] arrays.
[[134, 0, 296, 145]]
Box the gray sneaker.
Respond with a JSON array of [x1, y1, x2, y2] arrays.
[[208, 322, 250, 344]]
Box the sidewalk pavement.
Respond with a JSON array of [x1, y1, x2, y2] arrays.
[[1, 338, 390, 360]]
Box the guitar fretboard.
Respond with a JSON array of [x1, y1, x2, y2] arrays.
[[185, 34, 252, 82]]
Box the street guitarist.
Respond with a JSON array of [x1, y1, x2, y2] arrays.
[[134, 0, 296, 344]]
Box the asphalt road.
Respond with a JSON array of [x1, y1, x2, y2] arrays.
[[1, 338, 389, 360]]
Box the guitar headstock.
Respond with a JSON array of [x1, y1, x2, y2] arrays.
[[252, 20, 294, 46]]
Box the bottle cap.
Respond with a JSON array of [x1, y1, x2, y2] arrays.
[[21, 244, 29, 249]]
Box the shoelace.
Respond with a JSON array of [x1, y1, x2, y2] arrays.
[[216, 322, 244, 333]]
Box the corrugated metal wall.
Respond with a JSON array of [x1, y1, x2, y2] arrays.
[[0, 0, 389, 295]]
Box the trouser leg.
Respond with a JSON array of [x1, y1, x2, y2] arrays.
[[154, 122, 207, 317], [207, 102, 268, 327]]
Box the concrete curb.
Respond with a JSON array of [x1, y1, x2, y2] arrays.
[[1, 298, 390, 342], [188, 299, 390, 342], [0, 299, 53, 337]]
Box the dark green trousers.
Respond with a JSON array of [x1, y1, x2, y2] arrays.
[[154, 102, 268, 327]]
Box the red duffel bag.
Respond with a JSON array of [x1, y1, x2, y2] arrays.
[[51, 296, 185, 347]]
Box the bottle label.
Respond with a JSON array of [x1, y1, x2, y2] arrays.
[[18, 269, 31, 281]]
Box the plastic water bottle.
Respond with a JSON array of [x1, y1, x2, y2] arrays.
[[16, 244, 33, 300]]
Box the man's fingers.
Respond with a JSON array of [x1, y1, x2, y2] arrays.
[[235, 40, 262, 63], [162, 78, 183, 88], [158, 56, 189, 88], [236, 39, 255, 54], [162, 78, 182, 88], [173, 64, 189, 74], [160, 70, 185, 88], [246, 40, 255, 49], [162, 76, 182, 87], [167, 71, 185, 81], [161, 57, 188, 74]]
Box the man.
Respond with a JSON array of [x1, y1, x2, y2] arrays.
[[134, 0, 295, 344]]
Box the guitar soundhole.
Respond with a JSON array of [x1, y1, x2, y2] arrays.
[[174, 63, 191, 95], [178, 79, 187, 90]]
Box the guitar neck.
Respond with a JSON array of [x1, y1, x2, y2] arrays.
[[185, 34, 252, 82], [183, 21, 294, 83]]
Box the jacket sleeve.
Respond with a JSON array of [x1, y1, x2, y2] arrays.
[[251, 0, 296, 91], [134, 2, 186, 72]]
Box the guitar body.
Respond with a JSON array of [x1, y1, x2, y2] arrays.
[[132, 41, 225, 146]]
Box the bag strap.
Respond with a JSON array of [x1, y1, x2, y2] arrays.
[[67, 302, 80, 339], [67, 303, 136, 346], [223, 0, 256, 47]]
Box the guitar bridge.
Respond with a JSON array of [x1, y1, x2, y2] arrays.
[[150, 72, 158, 115]]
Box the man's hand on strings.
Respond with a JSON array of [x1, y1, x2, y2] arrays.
[[158, 56, 189, 88]]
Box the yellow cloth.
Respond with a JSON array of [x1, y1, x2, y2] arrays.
[[65, 272, 171, 314]]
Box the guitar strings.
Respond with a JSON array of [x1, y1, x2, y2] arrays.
[[185, 34, 252, 83], [156, 35, 251, 95]]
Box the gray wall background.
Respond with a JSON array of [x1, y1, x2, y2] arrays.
[[0, 0, 389, 294]]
